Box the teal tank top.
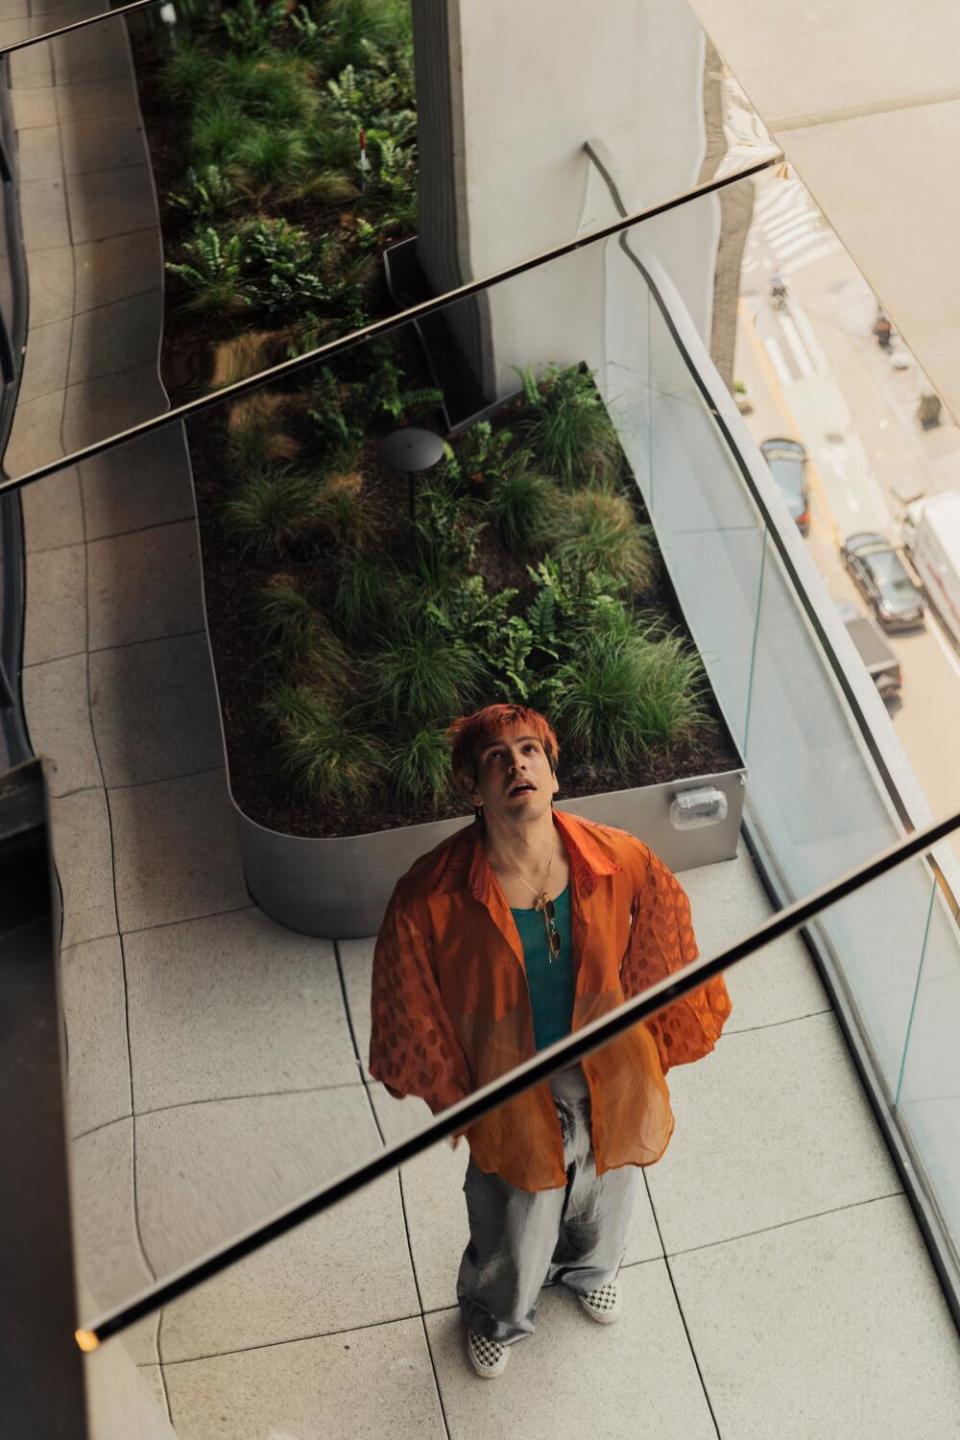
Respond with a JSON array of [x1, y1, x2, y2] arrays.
[[510, 885, 575, 1051]]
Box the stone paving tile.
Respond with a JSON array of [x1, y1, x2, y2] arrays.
[[0, 1, 29, 20], [680, 844, 829, 1028], [15, 120, 63, 178], [425, 1263, 716, 1440], [10, 85, 58, 127], [18, 314, 72, 402], [159, 1171, 417, 1362], [65, 162, 154, 240], [109, 768, 248, 932], [71, 1118, 157, 1364], [73, 228, 161, 311], [67, 288, 161, 385], [23, 539, 85, 664], [123, 907, 357, 1112], [18, 174, 70, 246], [21, 650, 99, 797], [671, 1196, 960, 1439], [24, 242, 75, 324], [162, 1320, 446, 1440], [50, 785, 118, 947], [52, 20, 130, 83], [8, 40, 54, 88], [80, 425, 195, 540], [646, 1011, 902, 1254], [3, 387, 65, 473], [135, 1087, 380, 1275], [62, 362, 166, 450], [19, 463, 83, 552], [86, 518, 202, 651], [89, 631, 222, 788], [0, 13, 29, 44], [60, 933, 131, 1137], [55, 77, 140, 125], [60, 113, 145, 174]]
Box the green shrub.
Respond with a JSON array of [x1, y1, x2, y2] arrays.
[[332, 552, 415, 638], [161, 42, 216, 104], [231, 127, 312, 198], [412, 483, 487, 592], [366, 622, 485, 726], [165, 226, 249, 314], [256, 575, 350, 686], [220, 51, 317, 127], [517, 364, 622, 488], [219, 0, 291, 53], [264, 683, 385, 804], [189, 96, 255, 167], [539, 488, 656, 593], [314, 465, 377, 550], [552, 628, 707, 767], [321, 0, 411, 75], [167, 164, 238, 220], [629, 627, 709, 747], [220, 467, 321, 558], [486, 465, 556, 551], [388, 727, 452, 807]]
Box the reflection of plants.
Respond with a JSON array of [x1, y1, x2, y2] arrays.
[[264, 684, 385, 805], [363, 358, 442, 424], [167, 164, 237, 219], [227, 394, 300, 470], [165, 226, 247, 314], [189, 97, 254, 167], [388, 727, 452, 807], [220, 52, 317, 127], [315, 465, 377, 550], [231, 128, 312, 199], [539, 488, 656, 594], [220, 0, 291, 53], [162, 43, 215, 103], [517, 364, 622, 488], [220, 467, 320, 559], [412, 484, 487, 591]]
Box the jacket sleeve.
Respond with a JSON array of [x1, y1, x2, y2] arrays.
[[369, 881, 472, 1115], [620, 844, 732, 1075]]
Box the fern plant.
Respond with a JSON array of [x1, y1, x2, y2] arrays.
[[165, 226, 248, 314]]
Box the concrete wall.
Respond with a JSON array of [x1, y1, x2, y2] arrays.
[[414, 0, 718, 399]]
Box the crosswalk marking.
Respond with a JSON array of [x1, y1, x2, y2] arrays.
[[751, 178, 841, 277]]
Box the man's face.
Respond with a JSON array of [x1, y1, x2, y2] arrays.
[[467, 726, 559, 820]]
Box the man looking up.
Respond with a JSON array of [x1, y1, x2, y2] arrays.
[[369, 703, 731, 1378]]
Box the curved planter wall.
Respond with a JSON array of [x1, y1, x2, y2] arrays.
[[234, 764, 745, 939]]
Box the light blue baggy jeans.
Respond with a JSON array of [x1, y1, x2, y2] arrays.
[[456, 1064, 641, 1344]]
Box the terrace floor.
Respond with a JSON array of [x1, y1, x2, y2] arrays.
[[7, 8, 960, 1435]]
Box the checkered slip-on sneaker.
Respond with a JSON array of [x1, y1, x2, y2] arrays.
[[466, 1329, 510, 1378], [577, 1281, 622, 1324]]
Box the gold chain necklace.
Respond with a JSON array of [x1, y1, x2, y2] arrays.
[[509, 844, 561, 963]]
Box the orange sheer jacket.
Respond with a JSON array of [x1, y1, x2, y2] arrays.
[[369, 809, 732, 1191]]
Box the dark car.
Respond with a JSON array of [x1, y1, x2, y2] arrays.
[[760, 437, 811, 535], [840, 532, 925, 631]]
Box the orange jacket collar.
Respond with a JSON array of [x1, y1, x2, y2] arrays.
[[461, 807, 623, 905]]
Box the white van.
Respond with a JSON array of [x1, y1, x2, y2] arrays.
[[908, 490, 960, 646]]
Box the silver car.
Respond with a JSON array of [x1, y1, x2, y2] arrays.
[[840, 532, 925, 632]]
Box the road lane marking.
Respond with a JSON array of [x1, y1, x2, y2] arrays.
[[763, 335, 793, 387], [780, 314, 815, 379]]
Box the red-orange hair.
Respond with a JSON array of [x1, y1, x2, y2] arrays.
[[446, 704, 560, 790]]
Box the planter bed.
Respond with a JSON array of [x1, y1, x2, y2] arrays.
[[126, 2, 745, 937]]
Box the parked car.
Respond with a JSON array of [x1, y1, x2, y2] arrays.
[[835, 600, 902, 702], [840, 532, 925, 631], [760, 437, 811, 535]]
